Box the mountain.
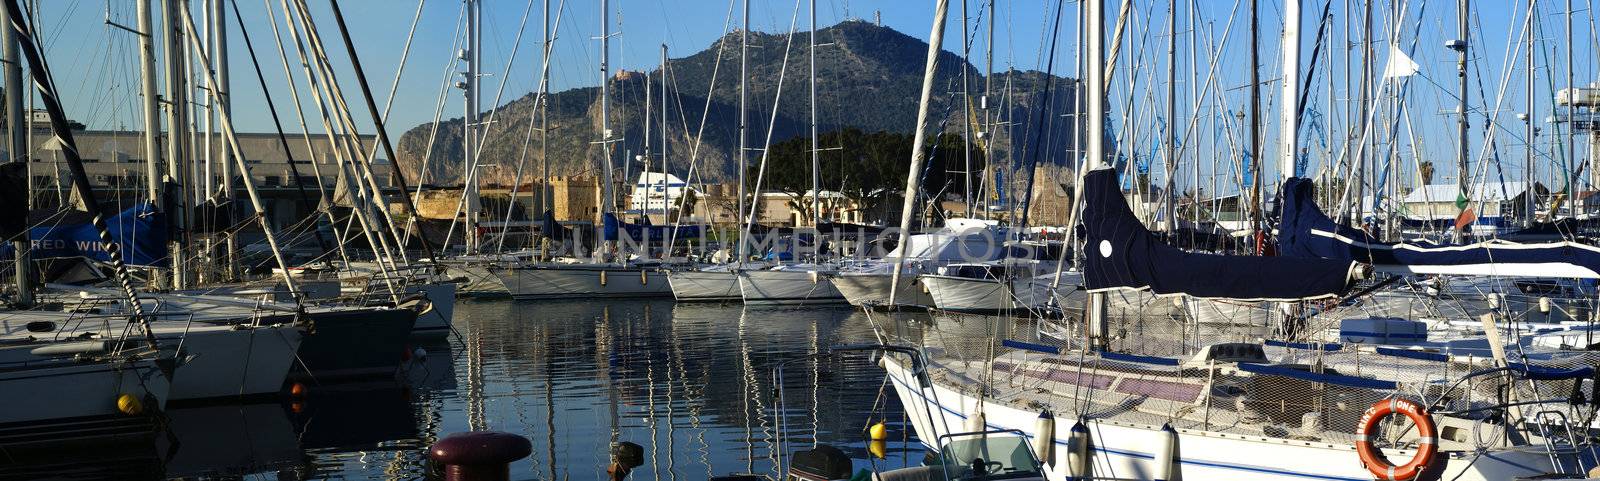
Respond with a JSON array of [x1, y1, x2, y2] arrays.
[[393, 20, 1079, 187]]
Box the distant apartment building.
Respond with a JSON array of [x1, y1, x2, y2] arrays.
[[10, 127, 384, 229]]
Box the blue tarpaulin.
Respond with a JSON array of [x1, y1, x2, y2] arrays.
[[0, 204, 168, 267]]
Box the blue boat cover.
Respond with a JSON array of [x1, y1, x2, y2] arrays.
[[1278, 177, 1600, 278], [1377, 347, 1596, 380], [0, 203, 168, 267], [1100, 351, 1181, 366], [1236, 362, 1399, 390], [1080, 168, 1359, 300], [1002, 339, 1062, 355], [602, 213, 703, 242], [1265, 339, 1344, 352]]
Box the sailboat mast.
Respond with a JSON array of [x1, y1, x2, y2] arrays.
[[3, 0, 28, 305], [1280, 0, 1300, 184], [1162, 0, 1177, 233], [959, 0, 972, 219], [540, 0, 551, 257], [465, 0, 481, 254], [1085, 0, 1108, 349], [599, 0, 615, 252], [213, 0, 235, 280], [886, 0, 950, 306], [1455, 0, 1470, 238], [1247, 0, 1262, 250], [735, 0, 749, 262], [660, 44, 670, 226], [1525, 0, 1536, 227], [810, 0, 820, 227], [164, 0, 189, 290]]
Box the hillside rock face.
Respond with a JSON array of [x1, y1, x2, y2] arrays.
[[394, 20, 1079, 187]]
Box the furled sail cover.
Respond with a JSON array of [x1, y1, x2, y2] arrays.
[[0, 203, 168, 267], [1278, 177, 1600, 278], [1080, 168, 1360, 300]]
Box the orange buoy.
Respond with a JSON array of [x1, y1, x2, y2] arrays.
[[1355, 398, 1438, 481], [289, 382, 308, 397]]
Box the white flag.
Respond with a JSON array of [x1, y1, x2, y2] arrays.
[[1382, 45, 1421, 78]]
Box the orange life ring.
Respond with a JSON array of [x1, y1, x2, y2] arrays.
[[1355, 398, 1439, 481]]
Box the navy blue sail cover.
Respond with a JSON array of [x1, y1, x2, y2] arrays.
[[0, 203, 168, 267], [602, 213, 702, 242], [1080, 168, 1359, 300], [1278, 177, 1600, 278]]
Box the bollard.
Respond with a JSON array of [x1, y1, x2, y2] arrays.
[[608, 441, 644, 481], [429, 431, 533, 481]]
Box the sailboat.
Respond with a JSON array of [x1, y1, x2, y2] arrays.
[[878, 169, 1592, 481]]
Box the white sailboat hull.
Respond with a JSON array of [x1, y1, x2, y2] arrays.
[[491, 265, 672, 299], [668, 270, 742, 302], [831, 273, 933, 308], [164, 325, 303, 401], [409, 282, 456, 337], [0, 357, 171, 429], [443, 263, 509, 297], [921, 273, 1056, 311], [737, 269, 846, 305], [882, 357, 1569, 481]]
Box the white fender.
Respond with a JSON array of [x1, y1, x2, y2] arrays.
[[1032, 410, 1056, 466], [965, 409, 986, 433], [1067, 418, 1092, 479], [1153, 423, 1180, 481]]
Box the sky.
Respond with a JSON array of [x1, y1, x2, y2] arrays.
[[25, 0, 1590, 196]]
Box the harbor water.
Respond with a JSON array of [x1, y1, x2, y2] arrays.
[[21, 300, 923, 480]]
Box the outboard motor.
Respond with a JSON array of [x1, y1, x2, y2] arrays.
[[788, 445, 853, 481]]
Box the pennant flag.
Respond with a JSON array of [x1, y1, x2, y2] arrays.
[[1382, 45, 1421, 78]]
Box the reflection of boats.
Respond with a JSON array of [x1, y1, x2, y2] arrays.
[[291, 382, 421, 451], [163, 403, 301, 478]]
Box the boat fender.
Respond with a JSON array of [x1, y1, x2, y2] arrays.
[[601, 270, 608, 286], [116, 393, 143, 416], [1487, 293, 1502, 309], [965, 409, 986, 433], [1539, 297, 1551, 314], [1153, 423, 1180, 481], [869, 421, 888, 441], [30, 340, 109, 357], [640, 269, 648, 285], [810, 271, 819, 284], [1354, 398, 1437, 481], [1067, 417, 1092, 480], [1032, 410, 1055, 466]]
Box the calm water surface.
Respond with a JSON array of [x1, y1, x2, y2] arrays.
[[29, 300, 925, 480]]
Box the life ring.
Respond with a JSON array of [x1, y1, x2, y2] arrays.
[[1355, 398, 1438, 481]]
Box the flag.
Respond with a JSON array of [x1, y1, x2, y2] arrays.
[[1382, 45, 1421, 78], [1454, 206, 1477, 231]]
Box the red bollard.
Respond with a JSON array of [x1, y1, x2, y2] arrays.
[[429, 431, 533, 481]]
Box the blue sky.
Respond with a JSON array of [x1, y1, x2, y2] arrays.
[[28, 0, 1588, 194]]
